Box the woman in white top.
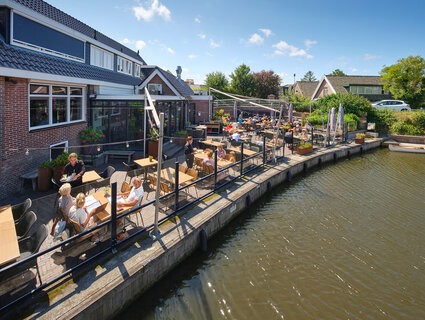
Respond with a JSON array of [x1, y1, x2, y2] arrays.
[[68, 193, 98, 233], [58, 183, 75, 217]]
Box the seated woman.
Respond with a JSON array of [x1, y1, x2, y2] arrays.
[[69, 193, 100, 241], [203, 152, 215, 167], [284, 129, 293, 147], [58, 183, 74, 217], [117, 177, 144, 209], [217, 145, 226, 160], [64, 153, 86, 187], [228, 151, 236, 163]]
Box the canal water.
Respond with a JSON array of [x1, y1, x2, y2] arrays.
[[119, 149, 425, 319]]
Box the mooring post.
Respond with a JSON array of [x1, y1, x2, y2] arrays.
[[291, 130, 294, 154], [174, 161, 179, 211], [110, 182, 117, 251], [214, 149, 218, 190], [263, 135, 266, 164]]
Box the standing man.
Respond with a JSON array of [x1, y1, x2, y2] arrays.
[[184, 136, 196, 168], [64, 153, 86, 187]]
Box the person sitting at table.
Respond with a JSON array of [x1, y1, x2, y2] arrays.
[[300, 129, 308, 140], [184, 136, 196, 168], [217, 145, 226, 159], [231, 131, 240, 142], [202, 152, 215, 167], [284, 129, 294, 148], [69, 193, 100, 241], [228, 151, 236, 163], [305, 120, 312, 129], [58, 183, 74, 217], [64, 153, 86, 187], [238, 113, 243, 125], [117, 177, 144, 209]]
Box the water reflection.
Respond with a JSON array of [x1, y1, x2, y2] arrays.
[[119, 149, 425, 319]]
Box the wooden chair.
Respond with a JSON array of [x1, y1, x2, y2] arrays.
[[69, 218, 100, 242], [179, 164, 187, 174], [185, 168, 199, 197], [205, 148, 213, 154]]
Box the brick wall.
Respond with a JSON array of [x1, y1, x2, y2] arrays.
[[193, 99, 209, 123], [0, 77, 87, 201], [141, 74, 176, 96]]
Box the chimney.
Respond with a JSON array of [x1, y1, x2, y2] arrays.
[[176, 66, 182, 79]]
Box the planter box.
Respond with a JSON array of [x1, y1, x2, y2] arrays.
[[53, 166, 64, 181], [295, 145, 313, 155], [148, 140, 159, 159], [81, 144, 103, 155], [38, 167, 52, 191], [355, 138, 364, 144]]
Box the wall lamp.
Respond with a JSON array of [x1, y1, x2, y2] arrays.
[[5, 77, 17, 84]]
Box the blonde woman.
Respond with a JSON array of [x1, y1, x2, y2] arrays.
[[68, 193, 99, 233], [58, 183, 74, 217]]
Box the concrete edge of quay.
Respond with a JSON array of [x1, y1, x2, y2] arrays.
[[12, 139, 384, 320]]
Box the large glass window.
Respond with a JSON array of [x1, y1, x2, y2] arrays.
[[117, 56, 133, 75], [29, 84, 84, 129], [90, 45, 113, 70]]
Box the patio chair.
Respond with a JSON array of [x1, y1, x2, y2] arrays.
[[11, 198, 32, 224], [123, 162, 138, 182], [51, 177, 62, 191], [92, 166, 116, 191], [15, 210, 37, 240], [185, 168, 199, 197], [230, 140, 241, 147], [69, 218, 100, 242], [179, 164, 187, 174], [121, 181, 131, 193]]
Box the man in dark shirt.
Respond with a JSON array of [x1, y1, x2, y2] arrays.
[[64, 153, 86, 187], [184, 136, 195, 168]]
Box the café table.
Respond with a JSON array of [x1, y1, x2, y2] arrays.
[[195, 153, 232, 169], [226, 146, 257, 157], [134, 158, 158, 180], [91, 190, 129, 222], [82, 170, 101, 184], [154, 167, 194, 186], [200, 140, 224, 148], [0, 206, 20, 267]]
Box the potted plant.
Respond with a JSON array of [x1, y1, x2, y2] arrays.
[[355, 133, 366, 144], [148, 128, 159, 159], [149, 155, 153, 162], [295, 141, 313, 155], [38, 160, 53, 191], [79, 126, 105, 155], [51, 152, 69, 181]]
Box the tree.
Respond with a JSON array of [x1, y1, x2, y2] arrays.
[[301, 71, 317, 81], [205, 71, 229, 99], [330, 69, 346, 76], [380, 56, 425, 107], [230, 64, 257, 97], [252, 70, 281, 99]]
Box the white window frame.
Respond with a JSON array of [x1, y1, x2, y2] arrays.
[[135, 64, 141, 78], [49, 141, 68, 161], [148, 83, 162, 95], [90, 45, 114, 70], [117, 56, 133, 76], [28, 83, 85, 131]]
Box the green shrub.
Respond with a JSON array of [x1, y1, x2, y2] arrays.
[[293, 103, 311, 113], [312, 93, 372, 117], [307, 111, 359, 128], [413, 110, 425, 131], [390, 122, 424, 135], [367, 108, 396, 133]]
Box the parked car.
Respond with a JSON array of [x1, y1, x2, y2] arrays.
[[372, 100, 411, 111]]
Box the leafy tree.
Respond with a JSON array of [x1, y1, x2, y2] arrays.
[[301, 71, 317, 81], [312, 93, 372, 117], [380, 55, 425, 107], [252, 70, 281, 99], [230, 64, 257, 97], [330, 69, 346, 76], [205, 71, 229, 98]]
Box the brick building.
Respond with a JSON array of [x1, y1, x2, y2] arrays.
[[0, 0, 211, 200]]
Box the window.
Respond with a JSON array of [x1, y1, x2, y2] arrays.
[[350, 86, 382, 95], [90, 45, 113, 70], [323, 88, 328, 96], [135, 64, 141, 78], [148, 84, 162, 95], [50, 141, 68, 161], [117, 56, 133, 75], [29, 84, 84, 130]]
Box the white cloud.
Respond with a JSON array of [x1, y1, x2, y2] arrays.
[[195, 17, 201, 23], [304, 39, 317, 49], [121, 38, 131, 44], [272, 41, 313, 59], [248, 33, 264, 45], [364, 53, 380, 60], [167, 47, 175, 54], [135, 40, 146, 50], [277, 72, 288, 79], [349, 67, 358, 73], [182, 67, 189, 73], [198, 33, 206, 39], [209, 39, 222, 48], [133, 0, 171, 22], [188, 54, 197, 59], [259, 28, 272, 37]]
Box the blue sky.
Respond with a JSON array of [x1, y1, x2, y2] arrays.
[[47, 0, 425, 85]]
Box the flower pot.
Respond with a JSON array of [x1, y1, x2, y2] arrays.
[[81, 144, 103, 155], [53, 166, 64, 181], [296, 145, 313, 155], [38, 167, 52, 191], [148, 140, 159, 159], [355, 138, 364, 144]]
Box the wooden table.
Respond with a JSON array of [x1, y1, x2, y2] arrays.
[[226, 146, 257, 157], [200, 140, 224, 148], [82, 170, 101, 184], [154, 168, 194, 186], [91, 190, 128, 222], [104, 150, 135, 163], [134, 158, 158, 179], [0, 207, 20, 266]]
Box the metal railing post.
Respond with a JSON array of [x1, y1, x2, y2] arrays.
[[174, 161, 179, 211], [311, 127, 314, 144], [240, 142, 244, 176], [263, 135, 266, 164], [291, 130, 294, 154], [214, 150, 218, 190], [110, 182, 117, 251]]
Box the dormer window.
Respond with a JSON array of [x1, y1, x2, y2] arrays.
[[90, 45, 113, 70], [148, 84, 162, 95], [135, 64, 141, 78], [117, 56, 133, 76]]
